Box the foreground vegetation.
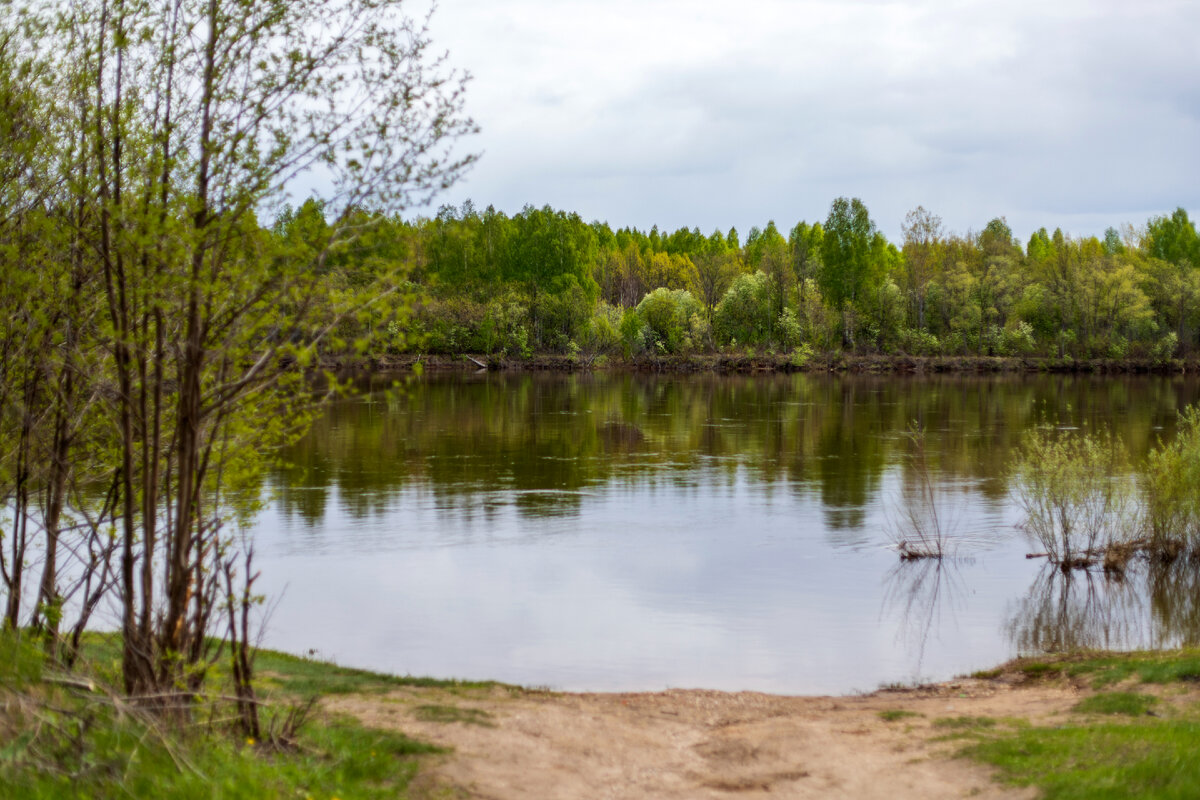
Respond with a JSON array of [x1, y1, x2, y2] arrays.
[[0, 0, 473, 723], [0, 631, 501, 799], [959, 650, 1200, 800], [10, 631, 1200, 799]]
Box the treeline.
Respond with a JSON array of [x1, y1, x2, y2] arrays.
[[279, 198, 1200, 361]]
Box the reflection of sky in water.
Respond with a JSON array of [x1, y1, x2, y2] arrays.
[[252, 373, 1200, 693], [255, 466, 1037, 694]]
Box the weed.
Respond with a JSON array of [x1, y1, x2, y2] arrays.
[[414, 704, 496, 727], [878, 709, 923, 722], [934, 715, 997, 730], [1073, 692, 1158, 716]]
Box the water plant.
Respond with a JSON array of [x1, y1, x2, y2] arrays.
[[1010, 426, 1136, 569], [1140, 405, 1200, 558], [888, 422, 957, 559]]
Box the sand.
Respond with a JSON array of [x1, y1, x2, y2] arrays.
[[322, 671, 1095, 799]]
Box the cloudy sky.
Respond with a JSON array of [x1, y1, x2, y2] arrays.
[[419, 0, 1200, 242]]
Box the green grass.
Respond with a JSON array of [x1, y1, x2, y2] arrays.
[[1073, 691, 1158, 716], [933, 715, 997, 730], [255, 648, 504, 697], [962, 650, 1200, 799], [0, 631, 453, 799], [414, 704, 495, 727], [967, 719, 1200, 800], [1011, 649, 1200, 689], [1019, 661, 1063, 678], [878, 709, 922, 722], [970, 668, 1003, 679]]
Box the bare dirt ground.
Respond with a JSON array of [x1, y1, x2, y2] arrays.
[[324, 673, 1092, 800]]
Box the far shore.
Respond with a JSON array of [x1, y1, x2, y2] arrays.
[[317, 351, 1200, 376]]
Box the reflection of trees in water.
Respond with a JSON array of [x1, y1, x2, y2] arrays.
[[1006, 566, 1147, 653], [882, 553, 1200, 665], [882, 558, 968, 674], [1007, 560, 1200, 654], [272, 372, 1200, 525], [1147, 557, 1200, 647]]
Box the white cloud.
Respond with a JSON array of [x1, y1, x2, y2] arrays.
[[420, 0, 1200, 240]]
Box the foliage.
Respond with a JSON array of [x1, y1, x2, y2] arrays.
[[1140, 406, 1200, 550], [0, 0, 475, 712], [714, 272, 773, 346], [0, 633, 442, 800], [276, 193, 1200, 363], [635, 288, 705, 353], [1010, 427, 1135, 566]]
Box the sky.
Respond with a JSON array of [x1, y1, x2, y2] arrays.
[[416, 0, 1200, 242]]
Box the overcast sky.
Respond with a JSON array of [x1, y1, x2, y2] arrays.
[[418, 0, 1200, 242]]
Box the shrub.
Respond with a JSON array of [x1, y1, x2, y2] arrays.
[[713, 272, 771, 346], [618, 306, 648, 356], [1010, 427, 1136, 567], [1152, 331, 1179, 363], [777, 308, 803, 351], [579, 301, 623, 355], [635, 288, 704, 353], [533, 276, 592, 352], [998, 320, 1036, 356], [898, 328, 940, 356], [1140, 406, 1200, 553], [480, 292, 531, 357]]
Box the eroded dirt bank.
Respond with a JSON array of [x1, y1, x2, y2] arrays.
[[323, 673, 1093, 799]]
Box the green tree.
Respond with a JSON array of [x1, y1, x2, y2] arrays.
[[819, 197, 881, 347], [900, 206, 944, 332], [17, 0, 477, 711]]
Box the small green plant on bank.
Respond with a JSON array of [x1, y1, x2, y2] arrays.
[[414, 704, 496, 727], [878, 709, 922, 722], [1073, 691, 1158, 716]]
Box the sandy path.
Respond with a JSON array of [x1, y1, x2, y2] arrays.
[[325, 674, 1087, 799]]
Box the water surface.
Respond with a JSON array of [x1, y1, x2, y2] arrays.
[[253, 372, 1200, 693]]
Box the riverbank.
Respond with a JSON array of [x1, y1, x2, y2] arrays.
[[319, 351, 1200, 376], [7, 635, 1200, 798], [323, 649, 1200, 799]]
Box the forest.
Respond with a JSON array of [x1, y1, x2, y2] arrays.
[[276, 197, 1200, 363]]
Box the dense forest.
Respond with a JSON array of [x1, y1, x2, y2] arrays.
[[277, 197, 1200, 362]]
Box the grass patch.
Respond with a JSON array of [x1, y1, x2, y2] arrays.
[[934, 715, 997, 730], [1004, 650, 1200, 690], [970, 668, 1003, 679], [255, 648, 503, 697], [962, 650, 1200, 798], [414, 704, 495, 727], [878, 709, 923, 722], [1019, 662, 1063, 678], [1073, 691, 1158, 716], [0, 631, 450, 800], [966, 719, 1200, 800]]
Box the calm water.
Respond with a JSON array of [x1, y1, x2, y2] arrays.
[[252, 372, 1200, 694]]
